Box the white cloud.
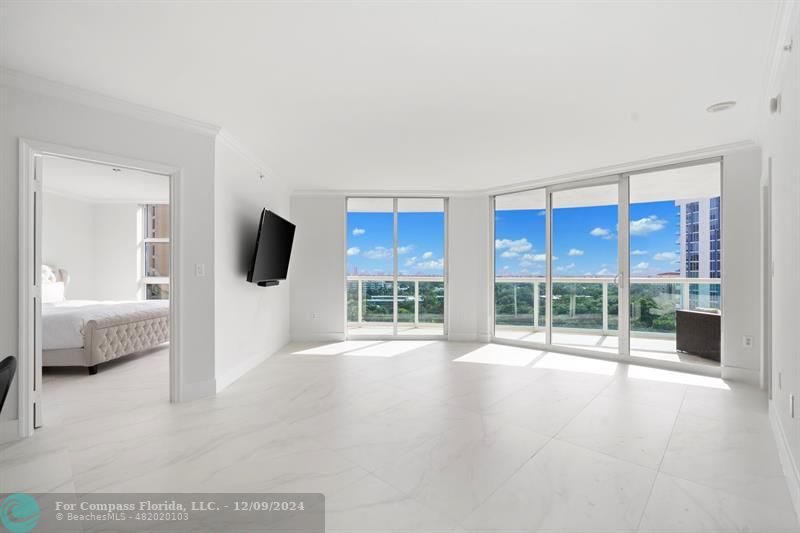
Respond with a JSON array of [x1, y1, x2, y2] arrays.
[[405, 254, 443, 271], [422, 251, 433, 259], [416, 258, 444, 270], [519, 253, 551, 267], [557, 262, 576, 272], [397, 245, 414, 255], [363, 246, 392, 259], [653, 251, 678, 261], [633, 261, 649, 271], [630, 215, 667, 236], [352, 228, 366, 236], [501, 251, 519, 259], [631, 249, 649, 256], [346, 247, 360, 256], [590, 227, 612, 239], [521, 253, 547, 262], [595, 268, 613, 276], [496, 238, 533, 253], [568, 248, 584, 256]]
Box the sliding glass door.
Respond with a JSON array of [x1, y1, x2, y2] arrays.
[[493, 159, 721, 368], [551, 181, 623, 354], [346, 197, 447, 338], [627, 161, 722, 366]]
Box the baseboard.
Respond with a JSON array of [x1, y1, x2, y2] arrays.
[[769, 400, 800, 522], [180, 378, 217, 402], [216, 349, 277, 393], [721, 365, 761, 386], [0, 419, 20, 444]]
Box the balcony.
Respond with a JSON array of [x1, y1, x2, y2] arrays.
[[347, 275, 445, 336], [347, 275, 721, 366], [494, 276, 721, 366]]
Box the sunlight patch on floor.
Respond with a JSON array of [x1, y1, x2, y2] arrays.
[[531, 352, 619, 376], [453, 344, 545, 367], [344, 340, 437, 357], [291, 341, 382, 356]]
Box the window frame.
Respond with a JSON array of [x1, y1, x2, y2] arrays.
[[141, 203, 170, 300]]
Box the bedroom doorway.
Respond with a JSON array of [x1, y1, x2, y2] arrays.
[[19, 141, 181, 437]]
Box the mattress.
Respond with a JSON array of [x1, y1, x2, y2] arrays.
[[42, 300, 170, 350]]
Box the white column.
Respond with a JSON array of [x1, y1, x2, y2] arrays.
[[533, 281, 540, 329], [681, 281, 690, 310]]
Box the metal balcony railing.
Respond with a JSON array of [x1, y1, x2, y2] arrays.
[[346, 275, 721, 335]]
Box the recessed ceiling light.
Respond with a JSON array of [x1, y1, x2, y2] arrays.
[[706, 101, 736, 113], [111, 167, 122, 172]]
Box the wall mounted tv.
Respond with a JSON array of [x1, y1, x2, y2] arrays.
[[247, 209, 296, 287]]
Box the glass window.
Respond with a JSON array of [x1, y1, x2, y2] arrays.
[[346, 197, 445, 337], [141, 204, 170, 300], [494, 189, 546, 343]]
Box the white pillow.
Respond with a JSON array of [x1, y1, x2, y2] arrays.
[[41, 265, 57, 284], [42, 281, 65, 303]]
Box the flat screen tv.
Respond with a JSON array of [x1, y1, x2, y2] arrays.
[[247, 209, 296, 287]]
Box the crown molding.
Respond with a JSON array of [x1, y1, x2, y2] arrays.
[[290, 141, 758, 198], [0, 66, 221, 138]]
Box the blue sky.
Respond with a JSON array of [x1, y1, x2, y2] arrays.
[[346, 200, 683, 278], [347, 212, 445, 275], [495, 200, 682, 277]]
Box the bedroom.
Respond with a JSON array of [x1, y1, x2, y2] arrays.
[[39, 155, 171, 426]]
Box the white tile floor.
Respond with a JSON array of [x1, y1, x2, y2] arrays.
[[495, 326, 720, 367], [1, 341, 797, 532]]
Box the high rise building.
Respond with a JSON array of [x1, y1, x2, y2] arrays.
[[676, 197, 721, 308]]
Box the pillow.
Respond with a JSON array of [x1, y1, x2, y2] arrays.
[[42, 281, 65, 303], [41, 265, 57, 284]]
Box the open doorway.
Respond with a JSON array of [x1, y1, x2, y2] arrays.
[[19, 141, 179, 436]]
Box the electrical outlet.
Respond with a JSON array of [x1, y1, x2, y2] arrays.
[[742, 336, 753, 348], [195, 263, 206, 277], [312, 312, 319, 320]]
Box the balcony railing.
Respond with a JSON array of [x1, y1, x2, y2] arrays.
[[346, 275, 721, 337], [347, 275, 444, 327], [495, 276, 721, 337]]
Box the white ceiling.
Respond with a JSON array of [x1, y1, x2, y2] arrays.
[[0, 1, 781, 192], [43, 156, 169, 203]]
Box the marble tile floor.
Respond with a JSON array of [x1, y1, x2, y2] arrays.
[[1, 341, 797, 532]]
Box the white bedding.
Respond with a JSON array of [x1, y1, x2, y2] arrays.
[[42, 300, 170, 350]]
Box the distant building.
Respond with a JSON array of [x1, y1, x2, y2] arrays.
[[676, 197, 721, 308]]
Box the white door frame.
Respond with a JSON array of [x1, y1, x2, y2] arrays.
[[18, 138, 183, 438]]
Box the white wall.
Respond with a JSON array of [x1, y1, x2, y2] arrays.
[[0, 81, 218, 429], [289, 196, 346, 341], [42, 192, 96, 299], [720, 146, 763, 384], [94, 203, 141, 301], [447, 195, 492, 342], [762, 4, 800, 516], [213, 136, 292, 390]]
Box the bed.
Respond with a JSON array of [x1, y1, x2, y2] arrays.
[[42, 266, 169, 374]]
